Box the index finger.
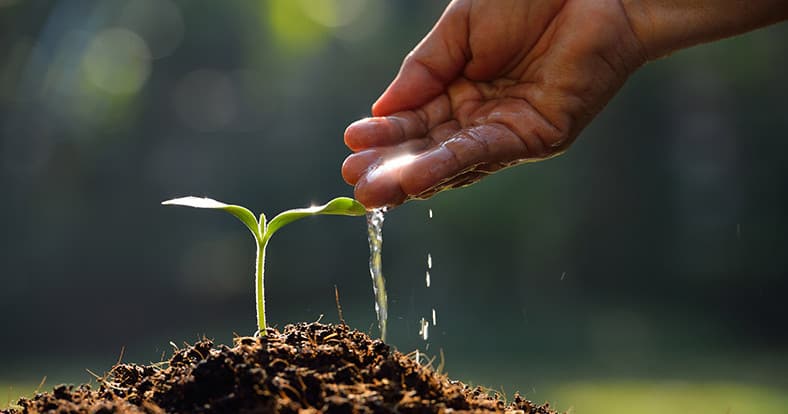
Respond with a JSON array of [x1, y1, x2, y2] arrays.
[[345, 94, 453, 152]]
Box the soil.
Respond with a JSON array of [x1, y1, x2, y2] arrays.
[[4, 322, 557, 413]]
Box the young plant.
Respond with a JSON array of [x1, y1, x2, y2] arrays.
[[162, 196, 366, 336]]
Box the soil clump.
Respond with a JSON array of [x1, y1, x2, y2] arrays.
[[5, 322, 556, 413]]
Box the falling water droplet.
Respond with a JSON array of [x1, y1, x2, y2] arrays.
[[428, 209, 433, 219], [432, 308, 437, 326], [366, 208, 388, 342], [425, 271, 431, 288], [427, 253, 432, 269], [560, 271, 566, 281], [415, 349, 420, 364], [419, 317, 429, 341]]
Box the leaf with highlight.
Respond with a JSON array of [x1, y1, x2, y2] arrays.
[[265, 197, 366, 240], [162, 196, 261, 241]]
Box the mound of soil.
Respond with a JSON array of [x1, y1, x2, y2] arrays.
[[4, 322, 556, 413]]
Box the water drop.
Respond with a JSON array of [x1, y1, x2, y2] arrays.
[[432, 308, 436, 326], [427, 253, 432, 269], [428, 209, 433, 219], [425, 271, 431, 288], [419, 317, 429, 341]]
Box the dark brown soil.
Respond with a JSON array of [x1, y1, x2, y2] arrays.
[[4, 322, 557, 413]]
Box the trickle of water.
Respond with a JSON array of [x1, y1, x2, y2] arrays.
[[366, 208, 388, 342], [432, 308, 437, 326], [419, 317, 429, 341], [425, 271, 431, 288]]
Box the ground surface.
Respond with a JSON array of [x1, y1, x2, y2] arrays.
[[3, 322, 556, 413]]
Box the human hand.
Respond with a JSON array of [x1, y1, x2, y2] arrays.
[[342, 0, 647, 208]]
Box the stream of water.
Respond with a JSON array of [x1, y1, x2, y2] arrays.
[[366, 208, 388, 342]]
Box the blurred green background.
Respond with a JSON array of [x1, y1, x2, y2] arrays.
[[1, 1, 787, 412]]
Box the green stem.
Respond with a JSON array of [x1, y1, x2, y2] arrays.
[[255, 240, 267, 336]]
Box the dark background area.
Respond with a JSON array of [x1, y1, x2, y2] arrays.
[[1, 1, 787, 412]]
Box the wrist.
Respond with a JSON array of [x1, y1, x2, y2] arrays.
[[621, 0, 788, 60]]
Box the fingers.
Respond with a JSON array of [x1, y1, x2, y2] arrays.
[[354, 167, 409, 208], [352, 123, 530, 208], [345, 94, 452, 152], [371, 1, 469, 116], [344, 112, 426, 152], [399, 124, 528, 196], [341, 149, 380, 185], [345, 139, 433, 208], [342, 138, 433, 186]]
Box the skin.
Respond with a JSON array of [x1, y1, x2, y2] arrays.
[[342, 0, 788, 208]]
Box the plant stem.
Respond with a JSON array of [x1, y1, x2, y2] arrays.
[[255, 241, 267, 336]]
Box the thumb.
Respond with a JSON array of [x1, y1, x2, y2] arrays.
[[371, 1, 469, 117]]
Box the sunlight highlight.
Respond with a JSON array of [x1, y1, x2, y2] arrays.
[[367, 153, 417, 181], [162, 196, 229, 209]]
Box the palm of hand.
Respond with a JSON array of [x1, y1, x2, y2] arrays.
[[343, 0, 645, 208]]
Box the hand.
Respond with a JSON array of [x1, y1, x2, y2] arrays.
[[342, 0, 647, 208]]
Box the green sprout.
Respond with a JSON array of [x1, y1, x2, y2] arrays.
[[162, 196, 366, 336]]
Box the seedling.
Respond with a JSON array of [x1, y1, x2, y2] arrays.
[[162, 196, 366, 336]]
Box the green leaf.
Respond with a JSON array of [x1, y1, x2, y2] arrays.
[[264, 197, 366, 240], [162, 196, 261, 241]]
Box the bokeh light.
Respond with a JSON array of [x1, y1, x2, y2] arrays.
[[267, 0, 330, 53], [296, 0, 368, 28], [333, 1, 386, 43], [118, 0, 184, 60], [82, 28, 152, 95]]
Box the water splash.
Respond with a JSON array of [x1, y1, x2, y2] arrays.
[[366, 208, 388, 342]]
